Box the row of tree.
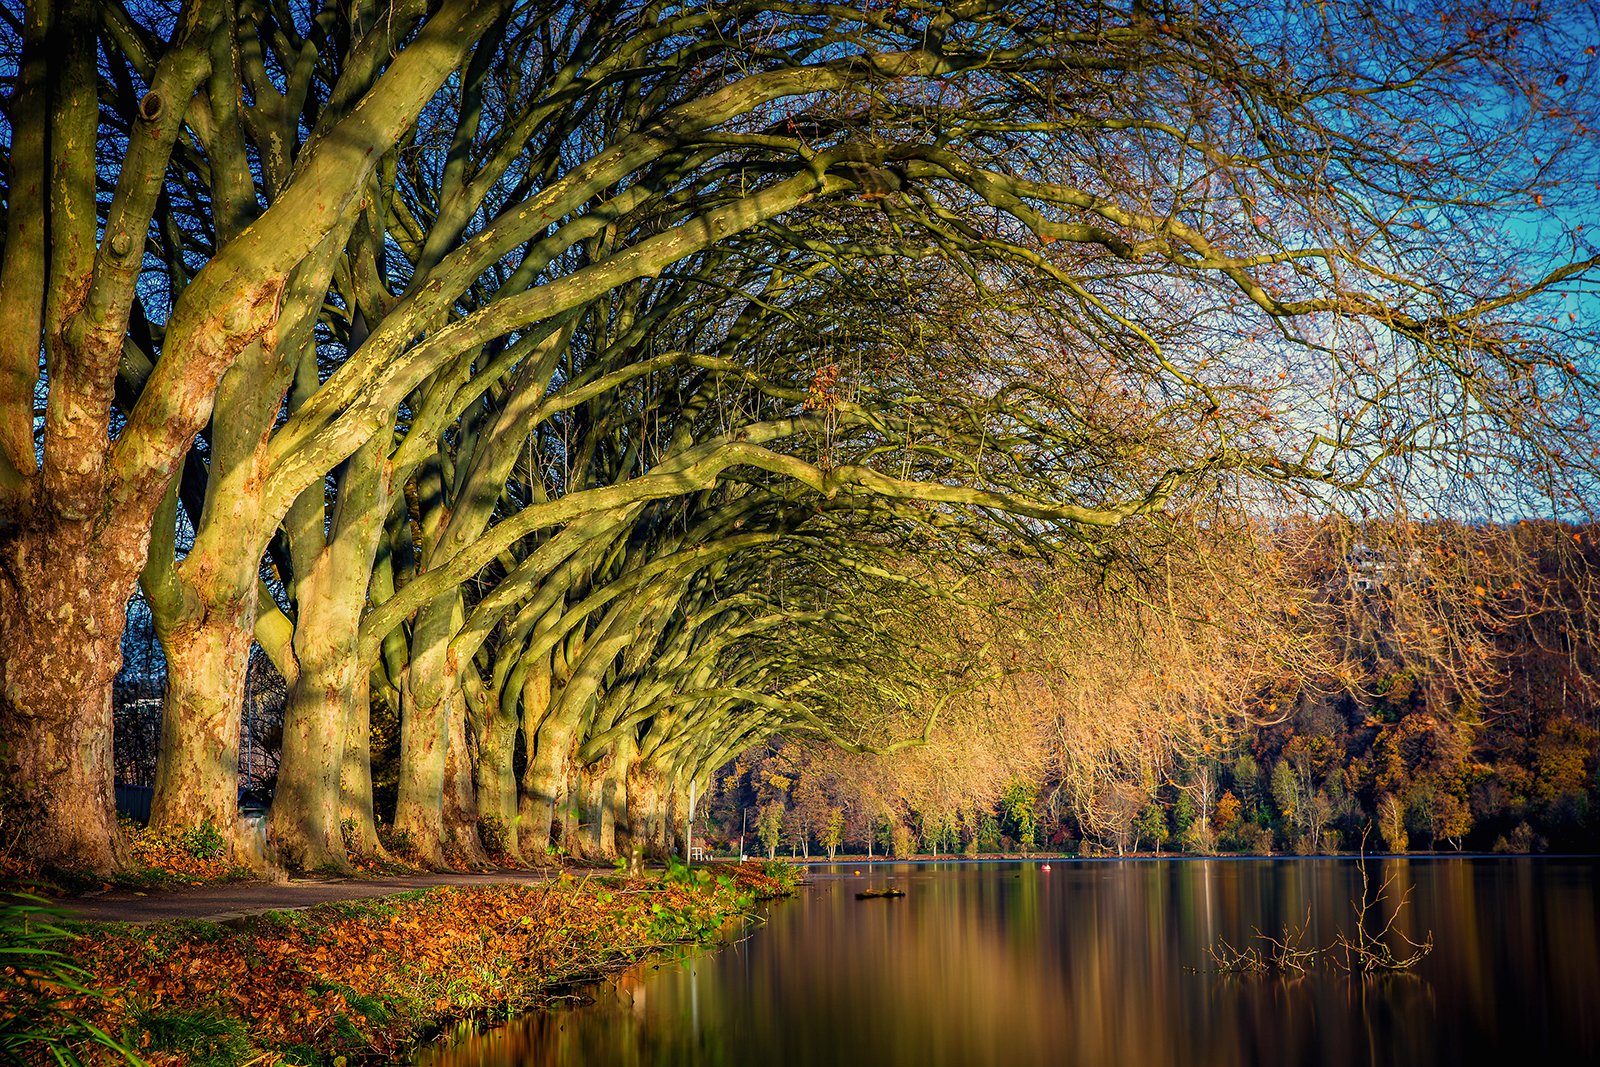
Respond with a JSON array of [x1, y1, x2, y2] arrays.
[[2, 1, 1598, 876], [705, 519, 1600, 858]]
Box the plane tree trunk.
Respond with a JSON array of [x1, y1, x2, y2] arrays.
[[0, 523, 136, 874]]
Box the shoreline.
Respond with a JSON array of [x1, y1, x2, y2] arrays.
[[757, 850, 1596, 865], [14, 863, 794, 1066]]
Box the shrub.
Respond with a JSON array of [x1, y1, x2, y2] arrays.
[[380, 824, 417, 860], [478, 815, 510, 858], [180, 820, 225, 860]]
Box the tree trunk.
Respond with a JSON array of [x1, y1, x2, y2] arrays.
[[476, 697, 522, 863], [149, 579, 253, 857], [604, 733, 637, 863], [570, 760, 607, 860], [442, 691, 489, 867], [394, 604, 456, 867], [270, 661, 351, 870], [395, 680, 449, 867], [625, 761, 659, 874], [340, 679, 381, 856], [0, 524, 133, 874], [551, 765, 578, 856], [269, 582, 358, 871], [274, 433, 389, 869], [521, 703, 576, 857], [596, 746, 631, 862]]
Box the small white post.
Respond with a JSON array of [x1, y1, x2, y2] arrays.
[[685, 777, 698, 866]]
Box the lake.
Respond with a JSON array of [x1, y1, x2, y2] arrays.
[[419, 857, 1600, 1066]]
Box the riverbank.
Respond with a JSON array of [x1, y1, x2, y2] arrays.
[[11, 863, 794, 1066]]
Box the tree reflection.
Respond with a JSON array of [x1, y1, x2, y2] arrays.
[[422, 860, 1600, 1067]]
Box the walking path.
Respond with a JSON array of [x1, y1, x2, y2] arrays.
[[57, 868, 613, 924]]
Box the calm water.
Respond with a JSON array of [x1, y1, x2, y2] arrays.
[[420, 858, 1600, 1067]]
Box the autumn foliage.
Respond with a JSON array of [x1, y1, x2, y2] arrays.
[[116, 821, 253, 887], [17, 864, 789, 1065]]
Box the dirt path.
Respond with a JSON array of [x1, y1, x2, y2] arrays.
[[56, 868, 614, 924]]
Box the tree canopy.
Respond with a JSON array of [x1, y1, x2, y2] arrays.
[[0, 0, 1596, 875]]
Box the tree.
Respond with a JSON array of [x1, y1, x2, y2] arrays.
[[1376, 795, 1409, 853], [0, 0, 506, 874], [1271, 761, 1301, 845], [1433, 792, 1473, 852], [1000, 781, 1040, 852], [1093, 782, 1147, 856], [1215, 792, 1243, 838], [1181, 766, 1218, 855], [823, 807, 846, 861], [755, 801, 785, 862], [1135, 802, 1169, 855]]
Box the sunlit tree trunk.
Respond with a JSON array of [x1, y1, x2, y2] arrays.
[[443, 689, 489, 867], [148, 576, 253, 849], [626, 763, 663, 870], [0, 525, 135, 874], [394, 606, 457, 867], [516, 657, 559, 857], [0, 0, 216, 875], [340, 678, 382, 856], [475, 687, 523, 863], [271, 425, 394, 868], [602, 731, 635, 868], [270, 425, 392, 869], [569, 759, 607, 860]]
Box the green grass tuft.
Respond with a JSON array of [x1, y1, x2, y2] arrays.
[[134, 1006, 255, 1066]]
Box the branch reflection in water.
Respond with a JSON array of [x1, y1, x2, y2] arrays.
[[417, 858, 1600, 1067]]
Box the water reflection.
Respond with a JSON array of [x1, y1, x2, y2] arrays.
[[419, 859, 1600, 1067]]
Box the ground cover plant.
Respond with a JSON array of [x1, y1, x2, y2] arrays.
[[6, 863, 790, 1066]]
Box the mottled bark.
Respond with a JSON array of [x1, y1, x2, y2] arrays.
[[148, 561, 255, 856], [0, 524, 135, 874], [596, 735, 635, 862], [476, 699, 522, 862], [270, 633, 356, 871], [569, 760, 606, 861], [394, 665, 450, 867], [515, 659, 558, 856], [625, 761, 663, 873], [442, 691, 489, 867], [272, 437, 390, 870], [339, 680, 381, 856], [394, 600, 486, 868]]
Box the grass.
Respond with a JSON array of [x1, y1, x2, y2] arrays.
[[132, 1008, 254, 1067], [0, 894, 148, 1066]]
